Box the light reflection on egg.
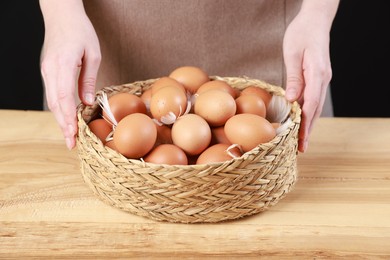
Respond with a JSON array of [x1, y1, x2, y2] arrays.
[[151, 76, 186, 95], [194, 89, 236, 127], [196, 143, 242, 164], [235, 94, 266, 118], [171, 114, 211, 156], [144, 144, 188, 165], [224, 113, 276, 152], [88, 118, 112, 144], [103, 93, 147, 124], [113, 113, 157, 159], [169, 66, 209, 94], [240, 86, 272, 107], [196, 80, 237, 98], [150, 85, 188, 124]]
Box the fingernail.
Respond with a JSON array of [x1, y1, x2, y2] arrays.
[[85, 93, 95, 104], [303, 140, 308, 152], [286, 89, 297, 100]]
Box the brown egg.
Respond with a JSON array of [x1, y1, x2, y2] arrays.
[[150, 86, 188, 124], [196, 144, 242, 164], [224, 114, 276, 152], [169, 66, 210, 94], [194, 89, 236, 127], [103, 93, 147, 124], [240, 86, 272, 107], [196, 80, 237, 98], [235, 94, 267, 118], [151, 76, 186, 95], [171, 114, 211, 155], [113, 113, 157, 159], [88, 118, 113, 144], [144, 144, 188, 165], [210, 126, 231, 145]]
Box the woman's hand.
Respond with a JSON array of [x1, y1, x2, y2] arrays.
[[283, 0, 339, 152], [39, 0, 101, 150]]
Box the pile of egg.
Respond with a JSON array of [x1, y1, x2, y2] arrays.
[[87, 66, 288, 165]]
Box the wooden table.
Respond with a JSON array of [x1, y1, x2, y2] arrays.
[[1, 109, 390, 259]]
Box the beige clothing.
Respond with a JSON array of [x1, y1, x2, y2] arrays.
[[83, 0, 301, 88]]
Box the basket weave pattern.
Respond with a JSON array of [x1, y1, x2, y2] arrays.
[[76, 77, 301, 223]]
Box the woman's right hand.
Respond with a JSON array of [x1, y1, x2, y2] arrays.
[[39, 0, 101, 150]]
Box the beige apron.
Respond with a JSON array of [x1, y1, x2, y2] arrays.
[[45, 0, 333, 116], [83, 0, 301, 87]]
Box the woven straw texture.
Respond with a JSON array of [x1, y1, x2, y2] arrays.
[[76, 76, 301, 223]]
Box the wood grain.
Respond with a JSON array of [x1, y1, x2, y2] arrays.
[[1, 110, 390, 259]]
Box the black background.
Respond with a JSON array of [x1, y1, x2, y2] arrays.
[[330, 0, 390, 117], [1, 0, 389, 117], [1, 1, 44, 110]]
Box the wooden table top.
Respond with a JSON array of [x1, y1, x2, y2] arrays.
[[1, 109, 390, 259]]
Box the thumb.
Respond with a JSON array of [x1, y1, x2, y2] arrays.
[[78, 51, 101, 105], [284, 59, 305, 102]]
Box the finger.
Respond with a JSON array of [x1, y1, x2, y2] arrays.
[[78, 49, 101, 105], [57, 60, 79, 149], [284, 51, 305, 102], [298, 69, 327, 153], [42, 57, 79, 150], [284, 50, 308, 152], [41, 59, 68, 138]]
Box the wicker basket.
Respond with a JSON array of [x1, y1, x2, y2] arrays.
[[76, 76, 301, 223]]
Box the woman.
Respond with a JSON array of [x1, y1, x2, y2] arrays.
[[39, 0, 339, 152]]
